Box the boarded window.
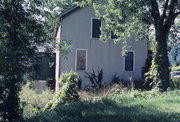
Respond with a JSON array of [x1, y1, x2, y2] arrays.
[[125, 52, 134, 71], [92, 19, 101, 38], [76, 50, 86, 70]]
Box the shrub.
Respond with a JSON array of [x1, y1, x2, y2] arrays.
[[44, 72, 79, 111], [47, 78, 55, 91], [111, 75, 121, 84], [85, 69, 103, 88], [142, 51, 153, 90], [20, 83, 53, 118], [78, 77, 82, 90], [26, 81, 37, 90], [170, 78, 180, 89]]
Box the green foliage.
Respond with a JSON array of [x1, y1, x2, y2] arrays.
[[77, 0, 180, 90], [78, 0, 149, 53], [170, 78, 180, 89], [44, 72, 79, 111], [58, 39, 72, 59], [0, 0, 52, 121], [20, 83, 54, 119], [25, 88, 180, 122], [145, 43, 161, 88], [111, 75, 121, 84], [47, 79, 55, 91], [26, 81, 37, 90], [171, 65, 180, 71], [85, 69, 103, 88], [141, 51, 153, 90], [145, 42, 171, 90]]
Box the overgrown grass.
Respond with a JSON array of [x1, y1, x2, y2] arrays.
[[172, 65, 180, 71], [23, 85, 180, 122], [20, 83, 54, 118]]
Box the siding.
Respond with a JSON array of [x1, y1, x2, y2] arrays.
[[57, 6, 148, 89]]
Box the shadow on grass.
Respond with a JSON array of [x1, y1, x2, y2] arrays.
[[24, 98, 180, 122]]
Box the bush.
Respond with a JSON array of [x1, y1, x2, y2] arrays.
[[44, 72, 79, 111], [111, 75, 121, 84], [85, 69, 103, 88], [20, 83, 54, 118], [142, 51, 153, 90], [170, 78, 180, 89], [47, 79, 55, 91]]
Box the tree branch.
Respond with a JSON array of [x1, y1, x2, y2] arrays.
[[150, 0, 161, 28], [168, 0, 178, 15], [165, 0, 178, 28], [174, 11, 180, 18], [161, 0, 169, 22]]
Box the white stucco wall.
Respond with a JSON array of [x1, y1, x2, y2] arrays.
[[57, 6, 148, 89]]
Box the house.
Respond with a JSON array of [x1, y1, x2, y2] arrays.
[[55, 5, 148, 91]]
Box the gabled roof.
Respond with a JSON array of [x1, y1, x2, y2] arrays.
[[54, 5, 80, 37], [57, 5, 80, 19]]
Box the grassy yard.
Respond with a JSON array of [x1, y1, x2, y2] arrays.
[[23, 87, 180, 122], [171, 65, 180, 71]]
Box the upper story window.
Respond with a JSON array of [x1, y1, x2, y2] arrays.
[[92, 18, 101, 38], [76, 49, 87, 71], [111, 31, 119, 39], [124, 51, 134, 71]]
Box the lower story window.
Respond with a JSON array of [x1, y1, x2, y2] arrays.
[[125, 51, 134, 71], [76, 49, 87, 70]]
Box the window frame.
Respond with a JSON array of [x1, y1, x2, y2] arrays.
[[123, 50, 135, 71], [75, 49, 88, 71], [91, 17, 101, 39]]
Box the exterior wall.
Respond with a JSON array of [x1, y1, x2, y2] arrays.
[[55, 26, 61, 91], [57, 6, 148, 89]]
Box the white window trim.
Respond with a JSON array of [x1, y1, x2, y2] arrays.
[[91, 17, 101, 39], [123, 50, 135, 72], [75, 48, 88, 71]]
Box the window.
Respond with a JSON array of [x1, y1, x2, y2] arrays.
[[111, 31, 119, 39], [110, 20, 119, 39], [92, 18, 101, 38], [125, 51, 134, 71], [76, 49, 87, 70]]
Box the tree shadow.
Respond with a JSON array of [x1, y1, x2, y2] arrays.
[[24, 98, 180, 122]]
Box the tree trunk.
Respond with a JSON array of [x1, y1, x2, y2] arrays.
[[154, 28, 170, 91]]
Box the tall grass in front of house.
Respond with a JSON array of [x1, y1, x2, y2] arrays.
[[20, 82, 54, 118], [171, 65, 180, 71], [24, 85, 180, 122]]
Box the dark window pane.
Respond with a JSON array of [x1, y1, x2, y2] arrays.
[[92, 19, 101, 38], [77, 50, 86, 70], [111, 31, 119, 39], [125, 52, 134, 71]]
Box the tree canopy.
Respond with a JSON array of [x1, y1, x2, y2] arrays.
[[78, 0, 180, 90], [0, 0, 52, 121]]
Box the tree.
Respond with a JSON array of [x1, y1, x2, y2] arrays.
[[78, 0, 180, 91], [41, 0, 75, 36], [0, 0, 51, 121], [0, 0, 77, 121]]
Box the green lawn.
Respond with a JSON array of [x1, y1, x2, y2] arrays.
[[172, 66, 180, 71], [24, 90, 180, 122]]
